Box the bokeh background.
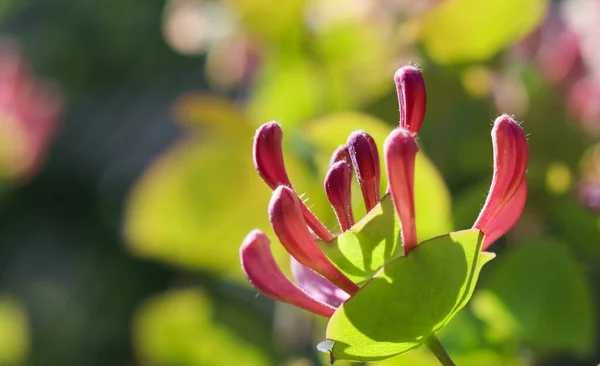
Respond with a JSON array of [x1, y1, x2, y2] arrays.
[[1, 0, 600, 365]]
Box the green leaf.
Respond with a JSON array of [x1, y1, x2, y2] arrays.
[[479, 239, 595, 354], [319, 194, 401, 283], [133, 289, 271, 366], [324, 229, 494, 361], [419, 0, 547, 63]]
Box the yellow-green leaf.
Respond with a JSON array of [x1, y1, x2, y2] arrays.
[[419, 0, 548, 63]]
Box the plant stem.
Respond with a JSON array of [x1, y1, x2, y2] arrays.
[[424, 335, 456, 366]]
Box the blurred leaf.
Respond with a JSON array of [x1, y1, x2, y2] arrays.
[[481, 239, 595, 354], [229, 0, 307, 43], [133, 289, 270, 366], [248, 57, 321, 127], [305, 112, 453, 240], [324, 229, 494, 361], [376, 348, 526, 366], [471, 290, 519, 345], [0, 297, 29, 365], [319, 194, 400, 283], [314, 20, 391, 109], [419, 0, 547, 63]]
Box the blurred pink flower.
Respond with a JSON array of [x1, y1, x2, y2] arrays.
[[0, 44, 62, 182]]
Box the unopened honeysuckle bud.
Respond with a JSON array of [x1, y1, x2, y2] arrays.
[[240, 230, 336, 317], [325, 161, 355, 232], [394, 66, 426, 134], [481, 179, 527, 250], [269, 186, 359, 295], [473, 115, 528, 236], [253, 121, 292, 189], [254, 121, 334, 241], [384, 128, 419, 255], [330, 145, 353, 171], [347, 131, 381, 212]]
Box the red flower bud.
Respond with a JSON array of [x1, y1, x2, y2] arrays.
[[384, 128, 419, 255], [330, 145, 353, 172], [269, 186, 359, 295], [253, 121, 292, 189], [324, 161, 355, 232], [240, 230, 336, 317], [253, 121, 334, 241], [481, 178, 527, 250], [394, 66, 426, 134], [347, 131, 381, 212], [473, 115, 528, 238]]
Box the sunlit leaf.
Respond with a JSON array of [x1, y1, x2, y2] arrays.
[[323, 229, 494, 361], [133, 289, 270, 365], [319, 194, 401, 283], [419, 0, 547, 63], [480, 239, 595, 354]]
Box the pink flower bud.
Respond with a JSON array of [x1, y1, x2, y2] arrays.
[[329, 145, 353, 171], [394, 66, 426, 134], [240, 230, 336, 317], [324, 161, 355, 232], [347, 131, 381, 212], [253, 121, 334, 241], [253, 121, 292, 189], [269, 186, 359, 295], [473, 115, 528, 237], [481, 178, 527, 250], [384, 128, 419, 255]]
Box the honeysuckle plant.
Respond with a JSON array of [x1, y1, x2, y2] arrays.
[[239, 66, 528, 365]]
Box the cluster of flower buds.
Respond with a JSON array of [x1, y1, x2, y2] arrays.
[[240, 65, 528, 318]]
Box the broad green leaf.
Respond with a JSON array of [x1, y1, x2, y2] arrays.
[[319, 194, 401, 283], [324, 229, 494, 361], [305, 112, 452, 240], [133, 289, 270, 366], [480, 239, 595, 354], [419, 0, 547, 63]]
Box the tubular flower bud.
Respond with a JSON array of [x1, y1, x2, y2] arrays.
[[240, 230, 336, 317], [325, 161, 355, 232], [481, 178, 527, 250], [253, 121, 292, 189], [269, 186, 359, 295], [394, 66, 426, 134], [253, 121, 334, 241], [473, 115, 529, 236], [384, 128, 419, 255], [330, 145, 353, 171], [347, 131, 381, 212]]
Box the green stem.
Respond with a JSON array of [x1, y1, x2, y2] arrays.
[[424, 335, 456, 366]]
